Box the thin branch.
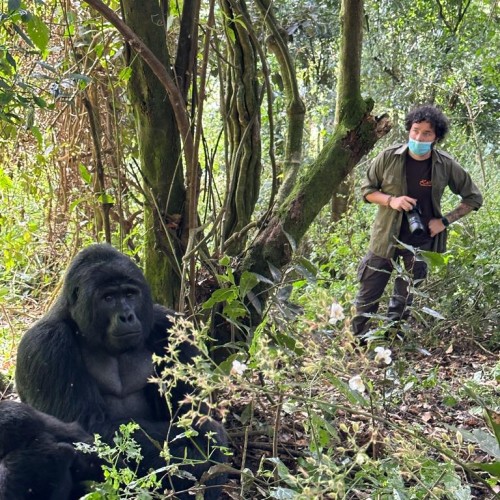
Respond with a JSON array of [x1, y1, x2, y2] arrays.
[[81, 0, 195, 214]]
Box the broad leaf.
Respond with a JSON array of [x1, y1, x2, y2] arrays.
[[26, 14, 50, 56]]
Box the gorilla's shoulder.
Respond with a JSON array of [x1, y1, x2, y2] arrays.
[[149, 304, 178, 347], [20, 314, 76, 347]]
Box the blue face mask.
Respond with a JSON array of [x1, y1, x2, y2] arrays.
[[408, 138, 433, 156]]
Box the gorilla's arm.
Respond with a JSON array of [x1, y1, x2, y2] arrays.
[[148, 305, 204, 418], [15, 317, 107, 430]]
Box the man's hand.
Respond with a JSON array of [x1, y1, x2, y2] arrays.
[[428, 218, 446, 237], [389, 196, 417, 212]]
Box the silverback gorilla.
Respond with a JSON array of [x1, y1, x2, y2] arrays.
[[12, 244, 228, 499]]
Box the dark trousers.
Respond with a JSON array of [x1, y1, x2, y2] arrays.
[[352, 246, 430, 337]]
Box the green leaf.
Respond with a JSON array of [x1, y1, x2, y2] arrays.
[[239, 271, 258, 299], [294, 257, 318, 282], [273, 331, 305, 356], [202, 287, 237, 309], [33, 95, 47, 108], [421, 306, 445, 320], [219, 255, 230, 266], [266, 457, 295, 487], [26, 14, 50, 55], [468, 461, 500, 477], [268, 262, 282, 282], [269, 487, 297, 499], [78, 163, 92, 184], [118, 67, 132, 82], [419, 250, 448, 267], [459, 428, 500, 458], [325, 373, 369, 407], [12, 23, 35, 48], [66, 73, 92, 84], [248, 317, 266, 357], [37, 61, 57, 73], [283, 230, 297, 252], [485, 408, 500, 446], [30, 125, 43, 146], [5, 50, 16, 69], [97, 193, 115, 205], [223, 300, 247, 320]]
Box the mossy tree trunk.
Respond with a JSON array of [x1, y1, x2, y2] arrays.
[[242, 0, 390, 310], [121, 0, 186, 308], [220, 0, 262, 256]]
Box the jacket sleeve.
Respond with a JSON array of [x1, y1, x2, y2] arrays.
[[447, 157, 483, 210], [361, 150, 386, 201]]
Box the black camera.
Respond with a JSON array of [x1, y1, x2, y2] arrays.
[[406, 204, 426, 236]]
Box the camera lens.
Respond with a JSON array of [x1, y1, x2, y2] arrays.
[[406, 206, 425, 235]]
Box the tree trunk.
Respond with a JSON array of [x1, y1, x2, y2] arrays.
[[220, 0, 262, 256], [242, 0, 391, 317], [121, 0, 186, 308]]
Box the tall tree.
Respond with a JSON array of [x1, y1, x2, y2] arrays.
[[119, 1, 188, 308], [82, 0, 389, 319], [242, 0, 389, 295]]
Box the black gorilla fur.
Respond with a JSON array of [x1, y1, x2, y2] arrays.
[[12, 244, 227, 499], [0, 400, 99, 500]]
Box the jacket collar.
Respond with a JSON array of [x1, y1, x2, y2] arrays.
[[394, 143, 408, 155]]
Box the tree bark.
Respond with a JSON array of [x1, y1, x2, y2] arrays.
[[242, 0, 391, 315], [121, 0, 186, 307], [220, 0, 262, 256]]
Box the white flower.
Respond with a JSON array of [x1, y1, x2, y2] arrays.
[[230, 360, 247, 376], [328, 302, 345, 324], [348, 375, 365, 393], [374, 346, 392, 365]]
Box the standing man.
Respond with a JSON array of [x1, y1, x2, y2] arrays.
[[352, 105, 483, 341]]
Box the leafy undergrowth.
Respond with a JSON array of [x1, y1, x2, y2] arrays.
[[213, 318, 500, 500], [1, 302, 498, 499]]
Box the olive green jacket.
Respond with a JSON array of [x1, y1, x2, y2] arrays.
[[361, 144, 483, 258]]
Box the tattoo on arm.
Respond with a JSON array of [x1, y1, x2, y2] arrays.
[[445, 202, 474, 224]]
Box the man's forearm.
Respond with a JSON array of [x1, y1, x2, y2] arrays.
[[445, 202, 474, 223]]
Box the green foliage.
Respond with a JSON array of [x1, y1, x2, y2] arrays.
[[163, 289, 498, 497], [77, 423, 162, 499], [202, 256, 260, 323], [0, 1, 53, 128]]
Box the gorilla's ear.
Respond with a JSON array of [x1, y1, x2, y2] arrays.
[[69, 287, 79, 306]]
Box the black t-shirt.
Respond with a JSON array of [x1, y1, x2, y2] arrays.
[[398, 154, 434, 247]]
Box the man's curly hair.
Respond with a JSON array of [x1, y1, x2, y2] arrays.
[[405, 105, 450, 142]]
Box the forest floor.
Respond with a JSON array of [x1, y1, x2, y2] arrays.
[[1, 304, 499, 499], [224, 327, 500, 499]]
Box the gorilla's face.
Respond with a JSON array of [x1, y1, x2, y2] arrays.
[[70, 276, 153, 354], [94, 283, 146, 352], [63, 247, 155, 354]]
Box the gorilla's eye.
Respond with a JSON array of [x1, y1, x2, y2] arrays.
[[103, 294, 114, 302]]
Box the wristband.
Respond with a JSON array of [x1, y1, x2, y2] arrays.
[[386, 195, 393, 208], [441, 217, 450, 227]]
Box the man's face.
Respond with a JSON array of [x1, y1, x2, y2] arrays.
[[409, 121, 437, 143]]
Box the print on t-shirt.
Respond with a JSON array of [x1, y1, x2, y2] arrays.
[[398, 154, 434, 247]]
